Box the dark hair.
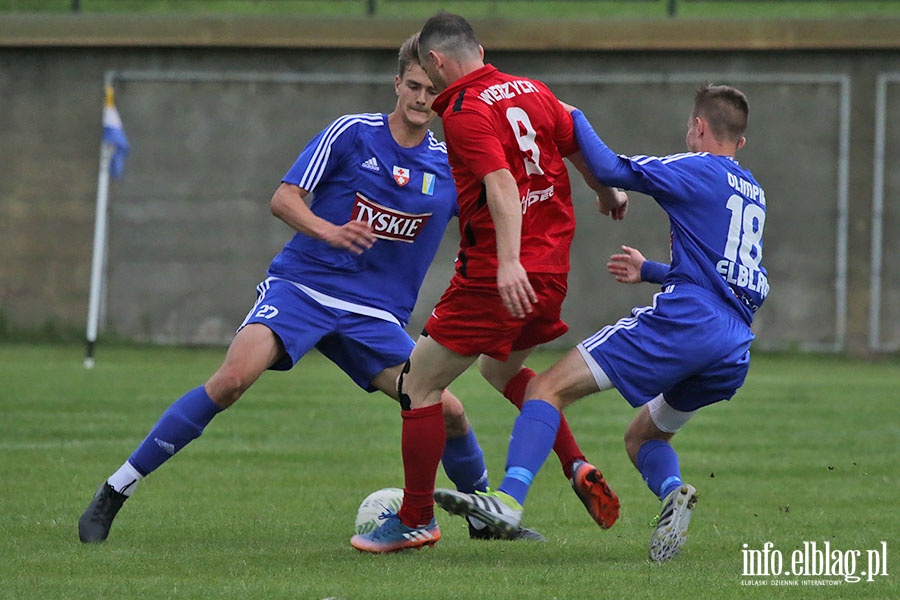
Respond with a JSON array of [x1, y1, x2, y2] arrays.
[[693, 83, 749, 143], [418, 11, 481, 62], [398, 32, 421, 78]]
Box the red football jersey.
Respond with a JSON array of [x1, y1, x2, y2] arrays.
[[432, 64, 578, 278]]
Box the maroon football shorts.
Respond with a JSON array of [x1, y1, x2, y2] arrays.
[[424, 272, 569, 361]]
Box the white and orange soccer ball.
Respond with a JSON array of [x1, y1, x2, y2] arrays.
[[354, 488, 404, 535]]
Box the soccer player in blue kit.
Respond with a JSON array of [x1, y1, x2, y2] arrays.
[[78, 34, 504, 544], [434, 83, 769, 562]]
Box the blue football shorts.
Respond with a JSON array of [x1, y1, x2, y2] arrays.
[[578, 284, 754, 412], [239, 277, 414, 392]]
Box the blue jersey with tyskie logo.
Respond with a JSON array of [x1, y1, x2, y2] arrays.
[[572, 109, 768, 325], [269, 113, 457, 326]]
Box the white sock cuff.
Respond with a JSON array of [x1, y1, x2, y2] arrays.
[[108, 461, 143, 496]]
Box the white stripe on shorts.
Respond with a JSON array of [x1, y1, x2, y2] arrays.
[[239, 276, 402, 331], [284, 278, 401, 326], [237, 278, 273, 330], [581, 304, 652, 352], [581, 285, 673, 353], [576, 344, 614, 391]]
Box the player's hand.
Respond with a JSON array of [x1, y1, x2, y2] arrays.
[[558, 100, 578, 114], [598, 188, 628, 221], [607, 245, 646, 284], [323, 220, 377, 254], [497, 260, 537, 319]]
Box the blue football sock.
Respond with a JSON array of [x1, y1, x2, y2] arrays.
[[498, 400, 560, 506], [636, 439, 682, 500], [128, 386, 222, 476], [441, 428, 489, 493]]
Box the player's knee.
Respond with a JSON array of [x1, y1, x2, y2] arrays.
[[440, 390, 465, 419], [206, 366, 251, 408], [524, 372, 565, 409], [624, 418, 662, 464], [624, 398, 685, 461], [441, 392, 469, 437], [623, 421, 645, 462]]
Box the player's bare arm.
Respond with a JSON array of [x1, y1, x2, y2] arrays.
[[607, 245, 646, 284], [483, 168, 537, 319], [566, 151, 628, 220], [270, 182, 376, 255]]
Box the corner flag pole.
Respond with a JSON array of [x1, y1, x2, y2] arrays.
[[85, 143, 112, 369], [85, 73, 117, 369]]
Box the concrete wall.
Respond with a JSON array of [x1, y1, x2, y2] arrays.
[[1, 15, 898, 354]]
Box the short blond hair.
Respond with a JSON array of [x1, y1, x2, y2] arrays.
[[398, 33, 421, 78]]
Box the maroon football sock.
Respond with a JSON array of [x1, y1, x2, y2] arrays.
[[397, 402, 445, 528]]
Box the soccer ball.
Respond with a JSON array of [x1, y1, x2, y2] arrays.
[[354, 487, 403, 535]]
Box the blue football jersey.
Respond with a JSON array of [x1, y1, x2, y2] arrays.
[[573, 110, 768, 324], [269, 113, 457, 326]]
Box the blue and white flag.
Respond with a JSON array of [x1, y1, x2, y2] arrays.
[[103, 85, 129, 179]]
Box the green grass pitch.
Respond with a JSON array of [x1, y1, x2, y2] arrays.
[[0, 344, 897, 599]]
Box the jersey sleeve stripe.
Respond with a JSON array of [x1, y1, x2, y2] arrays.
[[296, 113, 384, 191], [660, 152, 707, 164], [426, 131, 448, 154], [630, 152, 707, 167]]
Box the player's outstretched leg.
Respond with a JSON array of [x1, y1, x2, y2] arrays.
[[78, 482, 128, 543], [649, 484, 698, 562], [434, 489, 523, 539], [350, 514, 440, 553], [500, 366, 618, 529], [569, 459, 620, 529]]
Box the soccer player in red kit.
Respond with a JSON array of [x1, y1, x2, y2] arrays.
[[351, 12, 628, 553]]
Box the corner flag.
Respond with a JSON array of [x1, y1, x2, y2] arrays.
[[86, 81, 129, 368], [102, 84, 129, 178]]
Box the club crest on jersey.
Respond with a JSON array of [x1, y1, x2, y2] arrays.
[[393, 166, 410, 186], [352, 192, 432, 243]]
